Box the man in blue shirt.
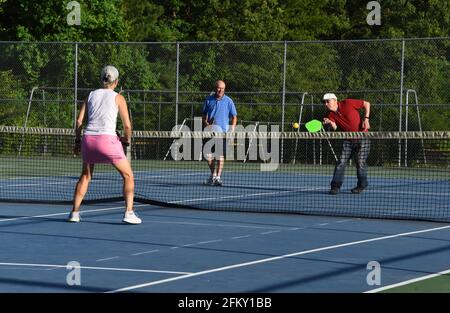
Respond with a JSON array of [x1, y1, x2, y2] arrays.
[[201, 80, 237, 186]]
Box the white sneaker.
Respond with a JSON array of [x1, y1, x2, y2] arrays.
[[213, 177, 223, 186], [68, 211, 81, 223], [123, 211, 142, 225]]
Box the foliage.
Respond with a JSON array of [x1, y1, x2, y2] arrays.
[[0, 0, 447, 133]]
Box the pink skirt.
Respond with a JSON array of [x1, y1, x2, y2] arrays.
[[82, 135, 127, 164]]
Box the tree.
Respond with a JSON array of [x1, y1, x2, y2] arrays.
[[125, 0, 287, 41], [122, 0, 179, 42], [0, 70, 27, 125], [0, 0, 128, 41], [342, 0, 450, 39], [283, 0, 350, 40]]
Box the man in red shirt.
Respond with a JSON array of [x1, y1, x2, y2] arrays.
[[322, 93, 371, 195]]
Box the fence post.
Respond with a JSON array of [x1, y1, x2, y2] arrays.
[[175, 42, 180, 126], [281, 41, 287, 133], [398, 39, 405, 167], [74, 42, 78, 129], [281, 41, 287, 163]]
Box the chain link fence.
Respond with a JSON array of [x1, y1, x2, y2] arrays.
[[0, 38, 448, 132]]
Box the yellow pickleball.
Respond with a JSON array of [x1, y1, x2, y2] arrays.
[[293, 122, 299, 129]]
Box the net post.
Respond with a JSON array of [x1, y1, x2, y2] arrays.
[[18, 86, 39, 156], [163, 118, 187, 160], [292, 92, 308, 164]]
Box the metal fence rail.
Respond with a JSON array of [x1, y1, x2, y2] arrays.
[[0, 38, 448, 134]]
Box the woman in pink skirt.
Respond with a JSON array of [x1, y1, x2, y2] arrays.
[[68, 65, 141, 224]]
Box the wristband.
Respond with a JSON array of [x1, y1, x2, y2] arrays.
[[364, 117, 369, 119]]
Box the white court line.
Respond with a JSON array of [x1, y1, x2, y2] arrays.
[[304, 203, 449, 211], [231, 235, 251, 240], [170, 187, 325, 204], [135, 172, 203, 179], [221, 183, 325, 190], [370, 190, 448, 197], [0, 204, 148, 223], [224, 184, 448, 197], [0, 262, 192, 275], [131, 250, 159, 256], [96, 256, 120, 262], [166, 186, 447, 206], [336, 219, 359, 223], [171, 193, 447, 211], [5, 181, 74, 188], [144, 218, 344, 255], [107, 224, 450, 293], [2, 172, 202, 188], [147, 220, 288, 230], [197, 239, 222, 245], [365, 269, 450, 293], [261, 231, 281, 235]]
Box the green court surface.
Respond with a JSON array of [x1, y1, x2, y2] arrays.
[[380, 272, 450, 293], [1, 156, 447, 181]]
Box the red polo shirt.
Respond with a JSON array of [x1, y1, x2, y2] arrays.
[[327, 99, 365, 132]]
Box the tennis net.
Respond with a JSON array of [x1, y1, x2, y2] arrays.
[[0, 126, 449, 222]]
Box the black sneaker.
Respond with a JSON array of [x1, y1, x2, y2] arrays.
[[351, 187, 366, 194], [329, 187, 339, 195]]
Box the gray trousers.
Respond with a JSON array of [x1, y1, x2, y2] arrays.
[[331, 139, 370, 189]]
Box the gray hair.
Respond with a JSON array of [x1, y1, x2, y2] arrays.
[[101, 65, 119, 86]]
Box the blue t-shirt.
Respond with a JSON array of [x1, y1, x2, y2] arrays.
[[201, 95, 237, 132]]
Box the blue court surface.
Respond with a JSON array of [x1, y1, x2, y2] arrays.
[[0, 200, 449, 293]]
